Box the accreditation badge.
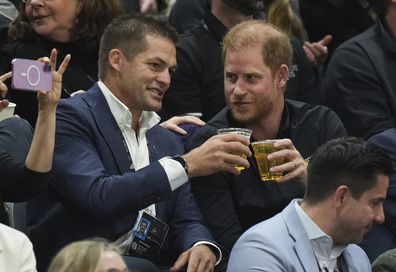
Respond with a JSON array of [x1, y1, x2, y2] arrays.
[[126, 211, 169, 257]]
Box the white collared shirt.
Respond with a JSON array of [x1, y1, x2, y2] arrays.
[[99, 80, 188, 196], [295, 200, 346, 272], [0, 223, 37, 272]]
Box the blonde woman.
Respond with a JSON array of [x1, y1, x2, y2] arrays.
[[47, 240, 128, 272]]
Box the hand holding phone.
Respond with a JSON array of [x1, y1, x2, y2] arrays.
[[11, 58, 52, 92]]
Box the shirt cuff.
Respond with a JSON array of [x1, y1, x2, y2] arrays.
[[159, 157, 188, 191], [193, 241, 222, 266]]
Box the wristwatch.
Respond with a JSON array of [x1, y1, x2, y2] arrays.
[[172, 155, 188, 174]]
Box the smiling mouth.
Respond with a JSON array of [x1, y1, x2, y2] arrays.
[[232, 101, 250, 107], [148, 87, 165, 98], [32, 15, 49, 22]]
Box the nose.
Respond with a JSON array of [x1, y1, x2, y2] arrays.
[[233, 80, 247, 96], [156, 69, 171, 87], [374, 204, 385, 224]]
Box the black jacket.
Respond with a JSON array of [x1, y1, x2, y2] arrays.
[[323, 19, 396, 139], [0, 117, 48, 224]]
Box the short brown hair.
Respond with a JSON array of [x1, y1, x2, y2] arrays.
[[222, 20, 293, 74], [98, 14, 178, 80]]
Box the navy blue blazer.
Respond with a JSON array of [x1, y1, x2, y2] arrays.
[[27, 84, 214, 271]]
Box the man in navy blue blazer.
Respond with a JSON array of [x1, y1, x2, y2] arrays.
[[27, 15, 251, 272]]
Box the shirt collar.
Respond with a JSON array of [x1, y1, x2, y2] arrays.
[[294, 200, 346, 259], [98, 80, 161, 132]]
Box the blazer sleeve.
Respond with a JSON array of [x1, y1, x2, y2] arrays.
[[191, 171, 243, 254], [51, 99, 174, 220], [166, 182, 215, 254], [0, 150, 48, 201], [227, 224, 289, 272]]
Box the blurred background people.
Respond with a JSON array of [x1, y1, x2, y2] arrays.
[[372, 248, 396, 272], [168, 0, 207, 34], [0, 0, 123, 126], [123, 0, 169, 16], [299, 0, 377, 61], [0, 0, 17, 42], [323, 0, 396, 139]]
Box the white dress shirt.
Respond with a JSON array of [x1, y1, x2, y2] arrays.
[[0, 223, 37, 272], [295, 200, 346, 272]]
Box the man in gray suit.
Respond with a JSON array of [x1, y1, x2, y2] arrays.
[[228, 137, 392, 272]]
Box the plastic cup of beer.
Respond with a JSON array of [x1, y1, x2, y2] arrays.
[[0, 102, 16, 121], [251, 139, 285, 181], [217, 127, 252, 170]]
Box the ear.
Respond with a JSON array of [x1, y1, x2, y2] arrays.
[[276, 64, 289, 91], [108, 49, 124, 74], [333, 185, 350, 208]]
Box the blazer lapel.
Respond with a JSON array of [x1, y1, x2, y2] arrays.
[[294, 240, 319, 272], [146, 127, 167, 219], [83, 84, 132, 173], [283, 201, 320, 272], [341, 248, 358, 272]]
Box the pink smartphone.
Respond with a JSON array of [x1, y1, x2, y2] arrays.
[[11, 58, 52, 92]]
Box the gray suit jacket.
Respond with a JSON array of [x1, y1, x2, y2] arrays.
[[227, 199, 371, 271]]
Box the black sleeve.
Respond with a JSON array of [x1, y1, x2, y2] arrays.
[[286, 37, 322, 105], [323, 43, 393, 139], [0, 149, 48, 201]]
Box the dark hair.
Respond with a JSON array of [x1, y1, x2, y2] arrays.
[[98, 14, 178, 80], [304, 137, 392, 204], [8, 0, 123, 44]]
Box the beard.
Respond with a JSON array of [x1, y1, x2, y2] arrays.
[[222, 0, 263, 15], [227, 98, 275, 125]]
